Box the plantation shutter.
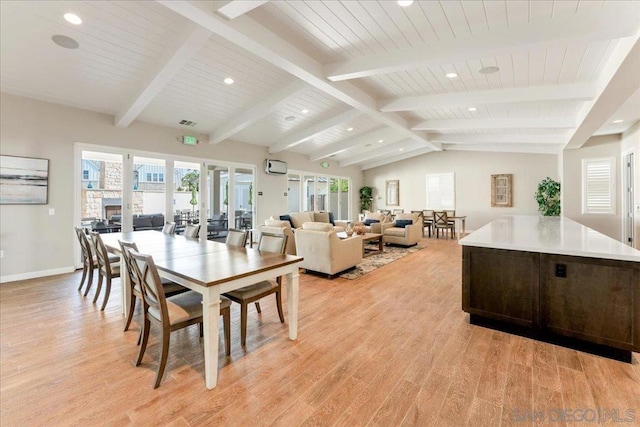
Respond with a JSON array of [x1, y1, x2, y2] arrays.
[[582, 158, 615, 214], [426, 173, 455, 210]]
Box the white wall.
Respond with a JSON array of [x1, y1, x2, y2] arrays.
[[363, 150, 558, 232], [0, 93, 362, 281], [621, 121, 640, 249], [562, 135, 623, 241]]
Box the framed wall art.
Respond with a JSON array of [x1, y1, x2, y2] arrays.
[[491, 174, 512, 207], [0, 155, 49, 204], [385, 179, 399, 206]]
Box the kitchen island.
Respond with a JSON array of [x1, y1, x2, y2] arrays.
[[459, 215, 640, 361]]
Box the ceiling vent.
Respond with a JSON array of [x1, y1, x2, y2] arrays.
[[179, 119, 197, 127]]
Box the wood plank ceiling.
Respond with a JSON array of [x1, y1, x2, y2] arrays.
[[1, 0, 638, 169]]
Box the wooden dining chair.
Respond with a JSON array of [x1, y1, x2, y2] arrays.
[[392, 208, 404, 215], [118, 240, 188, 334], [129, 250, 231, 388], [75, 227, 95, 294], [223, 232, 288, 347], [183, 224, 200, 238], [89, 231, 121, 310], [433, 211, 455, 239], [225, 228, 248, 247], [422, 210, 434, 237], [162, 222, 176, 235]]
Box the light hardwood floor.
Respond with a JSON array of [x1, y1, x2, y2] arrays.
[[1, 237, 639, 426]]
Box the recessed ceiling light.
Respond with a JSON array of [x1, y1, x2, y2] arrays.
[[399, 148, 404, 151], [64, 13, 82, 25], [51, 35, 79, 49], [612, 119, 624, 124], [398, 0, 414, 6], [347, 127, 353, 131], [446, 72, 458, 79], [378, 139, 384, 143], [302, 109, 309, 114], [468, 107, 477, 112], [478, 66, 499, 75], [284, 116, 295, 121], [223, 77, 234, 85]]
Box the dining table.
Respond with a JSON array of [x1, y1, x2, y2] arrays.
[[99, 230, 303, 389]]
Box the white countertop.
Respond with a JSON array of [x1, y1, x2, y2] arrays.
[[459, 215, 640, 263]]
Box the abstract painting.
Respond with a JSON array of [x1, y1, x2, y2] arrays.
[[0, 155, 49, 204]]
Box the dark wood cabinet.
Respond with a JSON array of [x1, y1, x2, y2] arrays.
[[463, 246, 539, 328], [540, 254, 639, 351], [462, 246, 640, 357]]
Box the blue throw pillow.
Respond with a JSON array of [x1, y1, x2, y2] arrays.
[[328, 211, 335, 226], [279, 214, 294, 228], [364, 219, 380, 226], [395, 219, 413, 228]]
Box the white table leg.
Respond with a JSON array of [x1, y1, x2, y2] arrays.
[[202, 287, 221, 389], [286, 267, 299, 340]]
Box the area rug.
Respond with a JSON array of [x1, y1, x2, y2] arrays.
[[338, 244, 424, 280]]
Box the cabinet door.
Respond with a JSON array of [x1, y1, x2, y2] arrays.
[[463, 247, 540, 328], [540, 254, 639, 350]]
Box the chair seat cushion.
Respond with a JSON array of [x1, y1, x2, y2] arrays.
[[224, 280, 278, 300], [384, 227, 406, 237], [220, 295, 231, 310], [108, 253, 120, 263], [101, 264, 120, 276], [149, 290, 202, 325]]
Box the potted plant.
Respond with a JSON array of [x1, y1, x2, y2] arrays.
[[359, 186, 373, 212], [535, 177, 561, 216]]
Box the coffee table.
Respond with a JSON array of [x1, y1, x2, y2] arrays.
[[361, 232, 384, 257], [337, 232, 384, 257]]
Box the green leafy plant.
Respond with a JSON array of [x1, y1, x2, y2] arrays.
[[359, 186, 373, 212], [535, 177, 561, 216]]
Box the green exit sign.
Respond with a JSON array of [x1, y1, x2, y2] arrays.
[[183, 135, 197, 145]]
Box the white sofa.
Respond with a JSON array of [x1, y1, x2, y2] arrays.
[[294, 222, 363, 277], [283, 211, 347, 232], [382, 213, 422, 246]]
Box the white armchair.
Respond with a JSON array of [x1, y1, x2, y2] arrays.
[[294, 222, 363, 277], [357, 212, 393, 234], [382, 213, 422, 246]]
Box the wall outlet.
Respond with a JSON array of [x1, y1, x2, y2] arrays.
[[636, 204, 640, 212], [49, 208, 55, 215]]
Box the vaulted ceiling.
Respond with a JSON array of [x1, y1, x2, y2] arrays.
[[1, 1, 639, 169]]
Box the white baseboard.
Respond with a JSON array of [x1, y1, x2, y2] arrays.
[[0, 266, 75, 284]]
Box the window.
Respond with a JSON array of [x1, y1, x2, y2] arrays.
[[582, 157, 615, 214], [159, 173, 164, 182], [426, 173, 455, 210], [82, 170, 89, 180], [146, 173, 152, 181]]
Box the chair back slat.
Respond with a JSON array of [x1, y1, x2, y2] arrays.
[[75, 227, 93, 262], [129, 251, 167, 319], [434, 211, 449, 225], [226, 228, 248, 247], [118, 240, 139, 288], [258, 232, 287, 254], [89, 231, 111, 271]]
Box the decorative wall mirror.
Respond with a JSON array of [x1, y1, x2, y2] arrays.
[[491, 174, 512, 207], [385, 180, 399, 206]]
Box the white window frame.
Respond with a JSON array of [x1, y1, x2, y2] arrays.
[[425, 172, 455, 210], [582, 157, 615, 215]]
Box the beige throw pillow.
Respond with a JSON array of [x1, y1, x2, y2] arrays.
[[314, 211, 330, 223], [301, 222, 334, 232]]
